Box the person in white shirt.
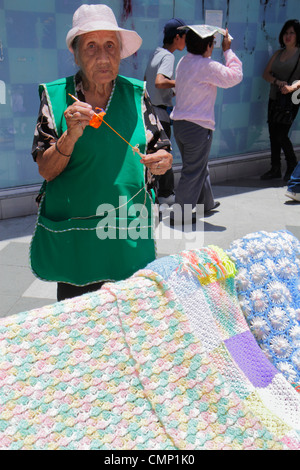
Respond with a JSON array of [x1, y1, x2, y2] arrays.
[[171, 27, 243, 216], [144, 18, 186, 200]]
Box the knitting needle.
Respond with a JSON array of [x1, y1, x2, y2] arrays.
[[68, 93, 143, 156]]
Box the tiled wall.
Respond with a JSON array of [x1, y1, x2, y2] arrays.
[[0, 0, 299, 189]]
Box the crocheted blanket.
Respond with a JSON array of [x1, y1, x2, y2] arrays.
[[0, 232, 299, 450], [227, 230, 300, 392]]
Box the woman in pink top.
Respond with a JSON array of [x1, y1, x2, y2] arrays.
[[170, 27, 243, 220]]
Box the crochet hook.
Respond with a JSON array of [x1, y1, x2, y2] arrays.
[[68, 93, 143, 157]]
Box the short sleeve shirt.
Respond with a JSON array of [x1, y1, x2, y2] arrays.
[[31, 73, 171, 196], [144, 47, 175, 107], [32, 72, 171, 160], [270, 47, 300, 100]]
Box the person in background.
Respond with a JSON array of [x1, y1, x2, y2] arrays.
[[285, 162, 300, 202], [170, 27, 243, 221], [261, 19, 300, 181], [144, 18, 186, 202], [30, 4, 172, 301]]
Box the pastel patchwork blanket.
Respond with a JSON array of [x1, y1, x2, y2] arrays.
[[0, 231, 299, 450], [227, 230, 300, 391]]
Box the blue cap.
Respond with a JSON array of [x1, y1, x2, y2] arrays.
[[163, 18, 187, 40]]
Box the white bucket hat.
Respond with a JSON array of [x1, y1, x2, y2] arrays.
[[66, 4, 142, 59]]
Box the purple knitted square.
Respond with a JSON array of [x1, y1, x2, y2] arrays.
[[225, 331, 278, 388]]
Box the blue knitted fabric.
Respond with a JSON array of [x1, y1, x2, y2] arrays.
[[227, 231, 300, 389]]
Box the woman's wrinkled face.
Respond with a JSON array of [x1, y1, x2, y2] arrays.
[[75, 30, 121, 87], [283, 27, 297, 47]]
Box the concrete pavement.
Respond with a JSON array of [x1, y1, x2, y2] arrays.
[[0, 175, 299, 318]]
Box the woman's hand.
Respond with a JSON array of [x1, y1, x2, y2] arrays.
[[64, 101, 95, 141], [280, 83, 296, 94], [222, 29, 231, 52], [140, 149, 173, 175], [37, 101, 95, 182], [276, 79, 288, 90]]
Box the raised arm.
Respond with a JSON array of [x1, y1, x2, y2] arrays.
[[206, 30, 243, 89]]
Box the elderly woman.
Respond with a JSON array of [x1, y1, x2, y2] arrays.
[[30, 4, 172, 301]]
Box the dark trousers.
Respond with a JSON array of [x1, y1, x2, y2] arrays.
[[156, 120, 175, 198], [268, 100, 298, 170], [57, 281, 105, 302], [173, 120, 215, 212]]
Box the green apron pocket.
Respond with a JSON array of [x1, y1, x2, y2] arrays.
[[30, 214, 156, 285]]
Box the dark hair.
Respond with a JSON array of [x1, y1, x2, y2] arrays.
[[186, 29, 214, 55], [163, 28, 186, 46], [279, 19, 300, 48]]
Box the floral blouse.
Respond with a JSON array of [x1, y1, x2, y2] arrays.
[[31, 73, 171, 176]]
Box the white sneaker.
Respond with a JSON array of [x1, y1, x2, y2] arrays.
[[285, 191, 300, 202]]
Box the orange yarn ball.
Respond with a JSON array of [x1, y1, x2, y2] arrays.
[[89, 108, 106, 128]]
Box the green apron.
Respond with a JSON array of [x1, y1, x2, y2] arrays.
[[30, 75, 156, 286]]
